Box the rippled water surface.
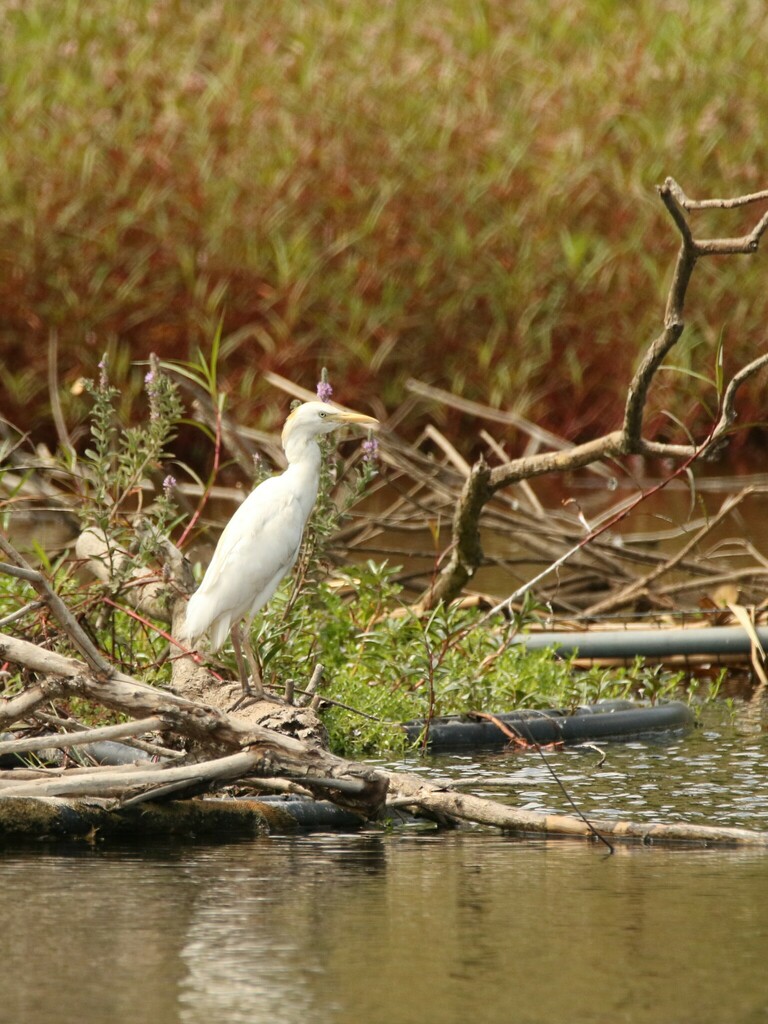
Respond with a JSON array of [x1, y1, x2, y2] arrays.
[[2, 704, 768, 1024], [437, 701, 768, 830]]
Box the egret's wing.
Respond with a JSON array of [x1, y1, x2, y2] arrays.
[[185, 476, 308, 647]]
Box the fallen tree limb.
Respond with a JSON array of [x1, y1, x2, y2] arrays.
[[1, 773, 766, 846], [0, 763, 150, 785], [3, 610, 768, 845], [0, 631, 388, 816], [0, 795, 294, 839], [0, 749, 270, 799], [0, 631, 286, 751], [382, 770, 768, 847], [31, 710, 181, 759]]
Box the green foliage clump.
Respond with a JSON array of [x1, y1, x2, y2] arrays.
[[248, 560, 687, 756]]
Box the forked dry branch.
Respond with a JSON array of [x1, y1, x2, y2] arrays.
[[420, 179, 768, 609]]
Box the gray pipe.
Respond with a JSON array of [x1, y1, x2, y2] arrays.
[[517, 625, 768, 659]]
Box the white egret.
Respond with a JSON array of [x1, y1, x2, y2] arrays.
[[185, 401, 379, 699]]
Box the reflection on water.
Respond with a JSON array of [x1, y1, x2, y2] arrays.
[[2, 705, 768, 1024]]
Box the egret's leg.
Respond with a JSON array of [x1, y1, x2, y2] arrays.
[[230, 623, 264, 699], [230, 625, 251, 695], [242, 629, 265, 699]]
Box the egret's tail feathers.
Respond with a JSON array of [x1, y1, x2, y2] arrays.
[[185, 595, 211, 647], [208, 616, 232, 653], [185, 592, 234, 653]]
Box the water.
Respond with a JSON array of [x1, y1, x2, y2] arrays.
[[445, 702, 768, 829], [2, 704, 768, 1024]]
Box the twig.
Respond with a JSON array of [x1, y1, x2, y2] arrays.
[[297, 663, 324, 708], [0, 536, 112, 676], [668, 180, 768, 210], [0, 601, 45, 629], [118, 778, 205, 807], [47, 329, 76, 458], [584, 487, 757, 617], [0, 716, 166, 757], [176, 400, 224, 549], [406, 378, 613, 477], [423, 425, 472, 476]]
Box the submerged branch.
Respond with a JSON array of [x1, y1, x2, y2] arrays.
[[383, 769, 768, 846]]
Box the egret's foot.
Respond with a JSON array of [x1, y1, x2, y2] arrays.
[[227, 682, 282, 713], [228, 695, 250, 712]]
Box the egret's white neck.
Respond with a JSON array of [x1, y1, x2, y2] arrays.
[[283, 432, 323, 469], [281, 435, 323, 519]]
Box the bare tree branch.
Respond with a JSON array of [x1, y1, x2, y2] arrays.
[[421, 178, 768, 608], [667, 180, 768, 210], [0, 716, 166, 758]]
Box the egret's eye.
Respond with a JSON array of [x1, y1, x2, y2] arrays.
[[319, 411, 327, 418]]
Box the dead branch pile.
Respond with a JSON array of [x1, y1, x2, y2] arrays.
[[0, 528, 767, 847], [2, 621, 768, 847]]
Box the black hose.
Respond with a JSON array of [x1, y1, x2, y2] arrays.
[[246, 795, 366, 829], [403, 700, 694, 753]]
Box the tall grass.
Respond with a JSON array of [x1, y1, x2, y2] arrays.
[[2, 0, 767, 454]]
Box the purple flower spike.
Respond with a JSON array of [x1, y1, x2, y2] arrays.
[[162, 474, 176, 496], [316, 379, 333, 403], [362, 437, 379, 462]]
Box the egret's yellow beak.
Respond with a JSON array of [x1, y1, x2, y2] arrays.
[[333, 410, 380, 430]]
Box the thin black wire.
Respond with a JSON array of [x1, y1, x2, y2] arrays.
[[510, 711, 615, 855]]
